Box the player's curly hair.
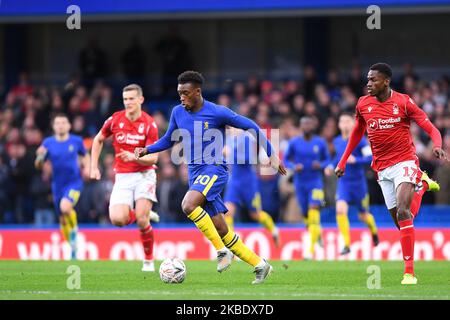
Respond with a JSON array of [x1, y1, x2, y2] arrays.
[[178, 71, 204, 87], [370, 63, 393, 79]]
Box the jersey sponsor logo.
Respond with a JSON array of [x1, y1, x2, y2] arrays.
[[138, 123, 145, 134], [393, 104, 399, 115], [368, 117, 401, 130], [115, 132, 145, 145], [116, 132, 126, 143], [368, 119, 378, 130]]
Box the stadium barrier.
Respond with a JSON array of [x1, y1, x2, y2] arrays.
[[1, 227, 449, 261]]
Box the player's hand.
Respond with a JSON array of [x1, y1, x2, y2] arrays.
[[335, 166, 345, 178], [312, 161, 322, 170], [90, 167, 101, 180], [35, 146, 48, 170], [433, 147, 448, 161], [269, 154, 287, 175], [324, 167, 334, 176], [347, 155, 356, 164], [294, 163, 304, 172], [134, 147, 148, 159], [117, 149, 136, 162], [36, 146, 47, 156], [81, 167, 91, 180]]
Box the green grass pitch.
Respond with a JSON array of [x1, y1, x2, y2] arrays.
[[0, 260, 449, 300]]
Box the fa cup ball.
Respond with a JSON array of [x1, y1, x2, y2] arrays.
[[159, 258, 186, 284]]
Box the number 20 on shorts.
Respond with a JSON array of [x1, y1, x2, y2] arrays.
[[194, 175, 212, 185]]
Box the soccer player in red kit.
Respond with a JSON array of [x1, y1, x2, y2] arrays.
[[335, 63, 447, 285], [90, 84, 159, 272]]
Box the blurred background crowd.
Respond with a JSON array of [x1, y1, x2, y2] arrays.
[[1, 59, 449, 225]]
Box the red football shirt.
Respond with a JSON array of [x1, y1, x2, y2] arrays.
[[101, 110, 158, 173], [356, 90, 432, 171]]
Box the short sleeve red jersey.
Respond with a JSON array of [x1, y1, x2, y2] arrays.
[[356, 90, 431, 171], [101, 110, 158, 173]]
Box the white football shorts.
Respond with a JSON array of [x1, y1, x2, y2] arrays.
[[377, 159, 422, 210], [109, 170, 158, 208]]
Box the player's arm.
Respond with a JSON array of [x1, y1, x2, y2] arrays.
[[335, 107, 367, 177], [407, 96, 447, 161], [34, 145, 48, 170], [135, 109, 178, 159], [90, 131, 106, 180], [220, 107, 287, 175], [117, 149, 159, 166]]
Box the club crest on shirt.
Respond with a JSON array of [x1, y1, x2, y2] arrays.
[[204, 121, 209, 130], [68, 144, 74, 152], [368, 106, 373, 112], [138, 123, 145, 134], [119, 122, 124, 128], [313, 145, 319, 153], [393, 104, 399, 115]]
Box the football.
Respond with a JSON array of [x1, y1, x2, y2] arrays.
[[159, 258, 187, 284]]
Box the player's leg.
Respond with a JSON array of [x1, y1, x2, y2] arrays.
[[109, 204, 134, 226], [182, 189, 232, 271], [357, 193, 379, 246], [410, 170, 439, 218], [210, 211, 272, 284], [54, 192, 70, 243], [247, 190, 279, 246], [335, 183, 351, 254], [59, 187, 81, 259], [336, 200, 351, 255], [294, 187, 311, 259], [132, 170, 159, 271], [396, 182, 417, 284], [307, 188, 324, 256], [135, 198, 155, 272], [109, 176, 137, 226]]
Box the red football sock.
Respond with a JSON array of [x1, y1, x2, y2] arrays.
[[140, 225, 154, 260], [410, 181, 428, 218], [127, 209, 136, 225], [399, 219, 415, 275]]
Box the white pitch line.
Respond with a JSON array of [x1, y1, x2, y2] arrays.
[[0, 290, 448, 300]]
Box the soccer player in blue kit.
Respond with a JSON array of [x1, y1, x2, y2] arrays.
[[35, 113, 90, 259], [223, 128, 280, 246], [135, 71, 286, 284], [284, 116, 330, 259], [325, 112, 379, 255]]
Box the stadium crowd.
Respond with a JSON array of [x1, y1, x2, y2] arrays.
[[0, 63, 449, 225]]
